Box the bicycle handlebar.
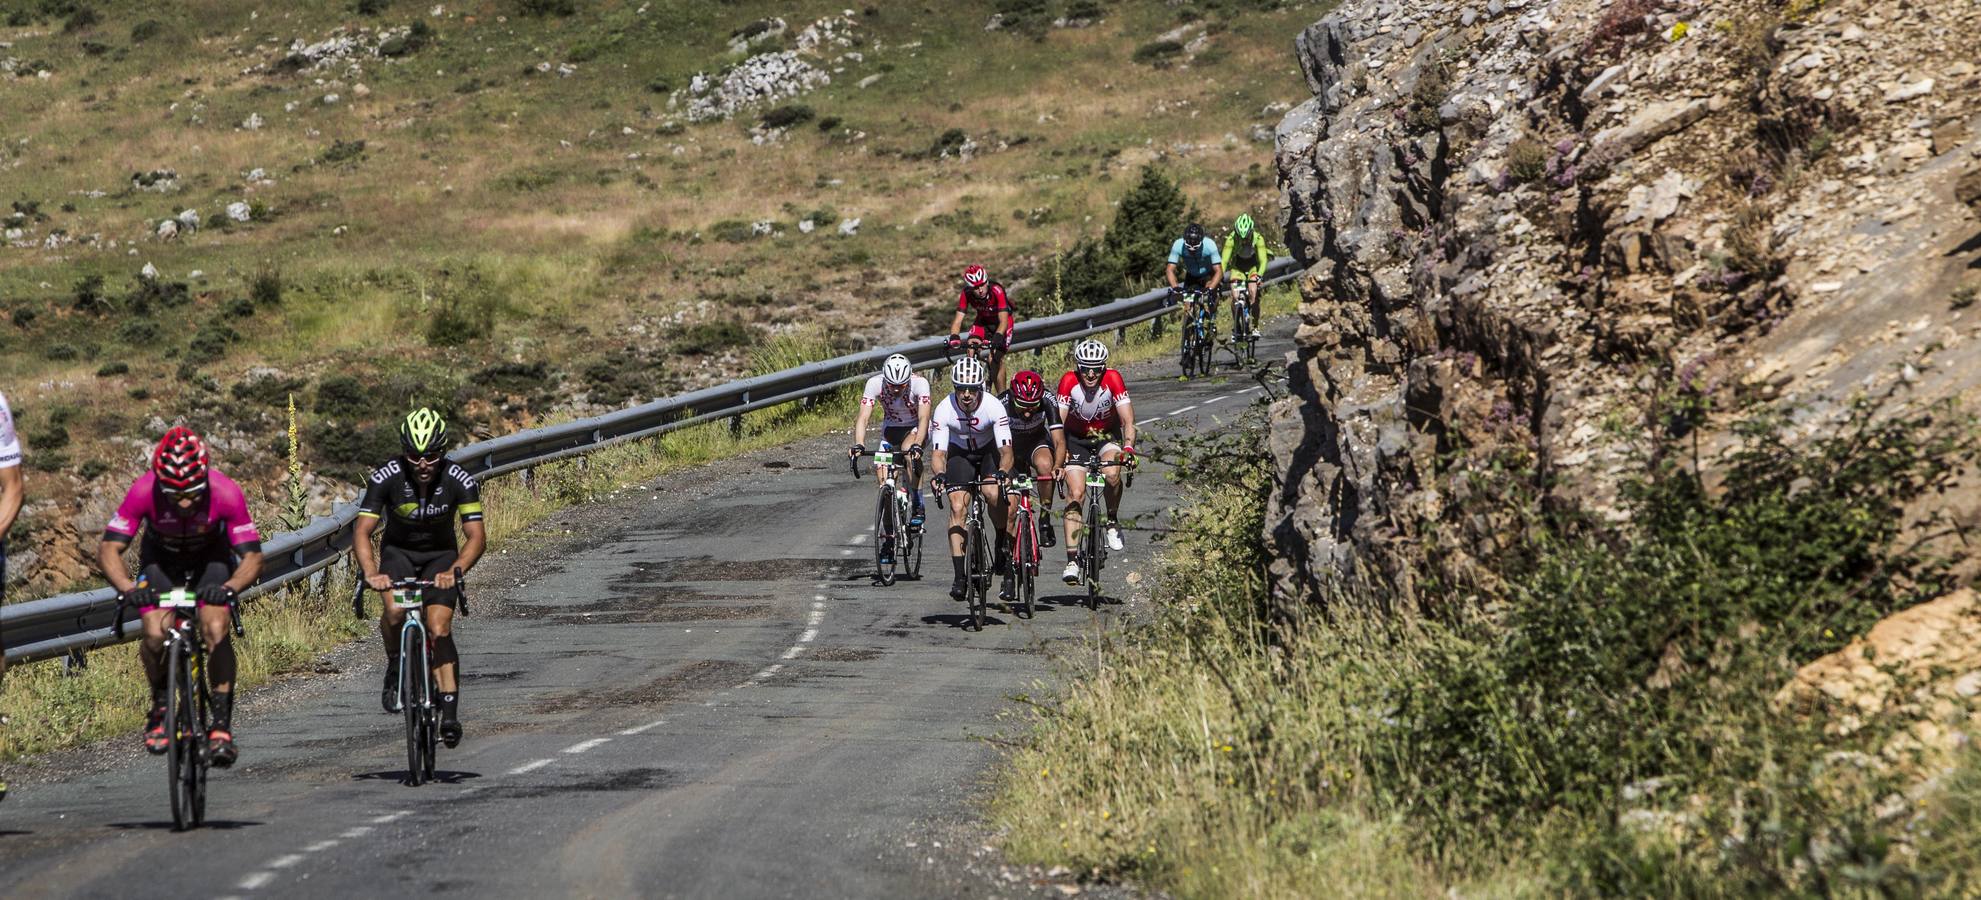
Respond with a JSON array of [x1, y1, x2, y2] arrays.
[[849, 446, 922, 479], [352, 570, 469, 619]]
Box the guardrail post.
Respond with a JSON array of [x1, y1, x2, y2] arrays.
[[522, 466, 537, 497], [729, 414, 743, 439], [63, 648, 88, 676]]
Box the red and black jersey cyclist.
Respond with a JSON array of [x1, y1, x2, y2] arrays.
[[99, 427, 264, 767], [946, 265, 1016, 393], [1000, 370, 1067, 577], [353, 409, 486, 748], [1054, 339, 1137, 585]]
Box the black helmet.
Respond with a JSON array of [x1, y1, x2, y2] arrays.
[[1183, 222, 1205, 249]]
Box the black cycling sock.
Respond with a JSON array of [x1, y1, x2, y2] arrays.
[[951, 556, 966, 579], [439, 693, 459, 718], [210, 690, 234, 733]]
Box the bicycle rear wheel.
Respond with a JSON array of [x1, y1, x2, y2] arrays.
[[190, 673, 210, 827], [1238, 302, 1256, 363], [905, 494, 923, 580], [963, 509, 985, 631], [1017, 509, 1037, 618], [1084, 497, 1103, 609], [165, 638, 195, 831], [873, 488, 898, 586], [1178, 325, 1196, 377], [422, 697, 439, 781], [402, 628, 428, 786]]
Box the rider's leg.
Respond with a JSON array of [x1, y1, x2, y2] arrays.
[[1101, 446, 1125, 521], [426, 604, 459, 694], [139, 608, 170, 698], [1062, 467, 1087, 556]]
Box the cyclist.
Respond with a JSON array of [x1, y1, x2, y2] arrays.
[[0, 390, 22, 803], [1165, 222, 1224, 322], [928, 357, 1014, 602], [999, 370, 1065, 600], [99, 427, 263, 768], [353, 409, 485, 748], [850, 353, 934, 550], [1221, 213, 1271, 339], [946, 264, 1016, 393], [1054, 339, 1136, 585]]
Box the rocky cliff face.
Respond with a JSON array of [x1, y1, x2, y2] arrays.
[[1267, 0, 1981, 611]]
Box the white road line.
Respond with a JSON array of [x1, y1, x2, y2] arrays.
[[839, 548, 854, 556], [339, 826, 373, 839], [751, 663, 783, 681], [370, 810, 411, 825], [304, 840, 340, 853], [268, 854, 306, 870], [238, 872, 276, 890], [618, 719, 666, 736], [1241, 386, 1264, 394], [1204, 395, 1230, 405], [564, 738, 611, 754], [1170, 405, 1198, 416], [508, 758, 555, 775], [845, 534, 867, 546], [781, 645, 806, 660]]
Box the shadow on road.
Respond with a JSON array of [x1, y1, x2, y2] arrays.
[[352, 770, 483, 786], [920, 613, 1011, 630], [0, 830, 35, 838], [108, 820, 263, 831]]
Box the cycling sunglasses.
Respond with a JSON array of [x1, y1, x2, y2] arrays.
[[407, 450, 446, 464], [158, 483, 208, 501], [1077, 366, 1105, 376]]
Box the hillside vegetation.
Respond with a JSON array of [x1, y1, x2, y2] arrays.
[[0, 0, 1317, 595]]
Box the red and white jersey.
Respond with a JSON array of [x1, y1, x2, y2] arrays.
[[1055, 369, 1131, 438], [930, 393, 1012, 453], [860, 374, 932, 427]]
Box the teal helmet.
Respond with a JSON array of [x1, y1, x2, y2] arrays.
[[399, 407, 451, 457], [1234, 213, 1255, 239]]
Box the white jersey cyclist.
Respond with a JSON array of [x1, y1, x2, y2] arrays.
[[0, 391, 19, 470], [930, 392, 1013, 454], [860, 373, 932, 428]]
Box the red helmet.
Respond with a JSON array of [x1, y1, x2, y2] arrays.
[[1010, 370, 1046, 408], [962, 265, 989, 288], [152, 426, 210, 493]]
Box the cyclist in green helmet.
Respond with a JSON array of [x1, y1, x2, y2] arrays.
[[353, 408, 486, 747], [1221, 213, 1272, 339]]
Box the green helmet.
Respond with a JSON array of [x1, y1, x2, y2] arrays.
[[399, 407, 450, 456], [1234, 213, 1255, 239]]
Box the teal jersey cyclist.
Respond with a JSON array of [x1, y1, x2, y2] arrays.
[[1221, 213, 1271, 338], [1165, 221, 1224, 300], [353, 408, 486, 747]]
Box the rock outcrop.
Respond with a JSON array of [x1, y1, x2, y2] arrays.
[[1268, 0, 1981, 613]]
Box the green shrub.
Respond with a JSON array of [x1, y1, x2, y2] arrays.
[[115, 318, 160, 344], [125, 279, 189, 315], [232, 373, 306, 406], [379, 20, 432, 56], [71, 274, 110, 314], [129, 19, 162, 42], [758, 104, 814, 129], [307, 420, 399, 481], [816, 116, 842, 132], [515, 0, 576, 17], [61, 5, 97, 33], [993, 0, 1054, 37], [10, 306, 36, 328], [1131, 40, 1185, 65], [95, 361, 128, 377], [710, 220, 756, 243], [186, 322, 239, 364], [44, 343, 78, 360], [673, 319, 753, 355], [354, 0, 389, 15], [250, 270, 283, 307], [314, 374, 369, 419], [1505, 137, 1548, 184], [78, 459, 109, 479], [322, 138, 367, 164]]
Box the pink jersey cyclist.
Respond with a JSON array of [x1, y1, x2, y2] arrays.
[[105, 470, 261, 609]]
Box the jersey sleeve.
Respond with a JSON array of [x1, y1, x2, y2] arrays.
[[956, 291, 971, 313], [990, 285, 1010, 312], [929, 402, 953, 449], [357, 464, 393, 518], [1221, 235, 1237, 269], [1166, 239, 1184, 264], [104, 478, 151, 541], [912, 376, 932, 410], [1105, 370, 1130, 401], [450, 465, 485, 523], [1045, 401, 1064, 431], [860, 375, 883, 407], [1054, 372, 1078, 409], [210, 473, 263, 551], [0, 392, 19, 470]]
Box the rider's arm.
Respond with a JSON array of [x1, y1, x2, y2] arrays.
[[1165, 262, 1180, 289], [913, 380, 933, 446], [353, 513, 386, 589], [212, 474, 264, 593], [852, 401, 874, 449], [0, 464, 20, 544], [225, 548, 264, 594], [454, 520, 487, 579], [98, 480, 150, 594], [97, 537, 137, 594], [1206, 259, 1224, 291], [993, 402, 1015, 473], [450, 467, 487, 577]]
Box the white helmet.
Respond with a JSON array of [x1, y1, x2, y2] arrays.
[[951, 356, 988, 389], [1073, 339, 1109, 368], [881, 353, 913, 386]]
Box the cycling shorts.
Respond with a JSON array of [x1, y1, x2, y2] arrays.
[[942, 447, 998, 487], [1011, 430, 1055, 468], [380, 545, 462, 609], [136, 557, 234, 616], [880, 425, 920, 449], [1063, 434, 1123, 469], [965, 324, 1011, 350]]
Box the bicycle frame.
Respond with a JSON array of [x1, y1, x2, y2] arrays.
[[853, 447, 923, 585], [934, 476, 1002, 631], [1006, 475, 1055, 619]]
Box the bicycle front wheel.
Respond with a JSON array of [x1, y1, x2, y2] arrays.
[[965, 504, 988, 631], [402, 627, 428, 786], [1017, 509, 1037, 618], [873, 488, 897, 586], [166, 638, 195, 830]]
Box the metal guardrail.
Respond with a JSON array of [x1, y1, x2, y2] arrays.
[[1, 258, 1302, 664]]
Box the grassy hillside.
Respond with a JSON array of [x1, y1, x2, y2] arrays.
[[0, 0, 1317, 593]]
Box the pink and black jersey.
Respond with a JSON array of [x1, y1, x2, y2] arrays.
[[105, 470, 262, 561], [1054, 370, 1131, 439]]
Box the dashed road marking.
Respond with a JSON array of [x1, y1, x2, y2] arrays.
[[1204, 395, 1230, 405], [370, 810, 411, 825], [269, 854, 305, 870], [339, 825, 373, 839], [508, 758, 555, 775], [564, 738, 611, 754], [619, 718, 666, 736], [304, 840, 340, 853], [238, 872, 276, 890]]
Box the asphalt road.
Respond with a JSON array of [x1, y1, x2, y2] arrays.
[[0, 326, 1290, 899]]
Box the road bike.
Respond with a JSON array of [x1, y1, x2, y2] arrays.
[[851, 446, 923, 586], [1004, 474, 1055, 619], [1228, 275, 1261, 365], [1071, 458, 1134, 609], [934, 476, 1002, 631], [114, 583, 243, 830], [1175, 287, 1217, 378], [353, 575, 462, 786]]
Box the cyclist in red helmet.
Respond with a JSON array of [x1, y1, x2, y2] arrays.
[[997, 370, 1065, 600], [946, 264, 1017, 393], [98, 427, 264, 767]]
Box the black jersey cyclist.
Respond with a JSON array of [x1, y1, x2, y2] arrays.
[[1000, 370, 1065, 557], [353, 408, 486, 747]]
